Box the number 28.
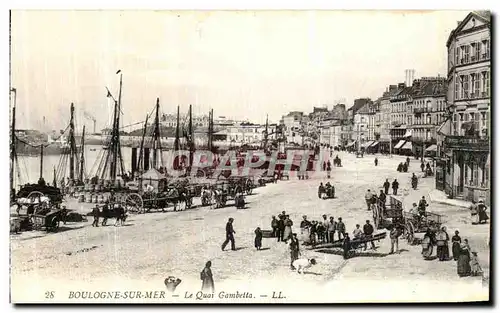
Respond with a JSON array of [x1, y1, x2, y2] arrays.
[[45, 291, 54, 299]]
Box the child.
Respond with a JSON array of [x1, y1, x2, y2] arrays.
[[254, 227, 263, 250], [470, 252, 483, 276]]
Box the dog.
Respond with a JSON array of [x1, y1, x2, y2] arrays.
[[292, 258, 317, 274]]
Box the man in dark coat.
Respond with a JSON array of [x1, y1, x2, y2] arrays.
[[411, 173, 418, 190], [342, 234, 351, 260], [392, 179, 399, 195], [378, 190, 386, 210], [101, 202, 110, 226], [277, 214, 285, 242], [337, 217, 346, 241], [91, 205, 100, 227], [420, 162, 425, 172], [271, 216, 279, 237], [363, 220, 376, 250], [289, 233, 300, 270], [318, 183, 325, 199], [383, 179, 390, 195], [221, 218, 236, 251]]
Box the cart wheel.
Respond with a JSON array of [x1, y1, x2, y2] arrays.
[[48, 216, 59, 232], [125, 193, 144, 214], [405, 221, 415, 245], [27, 191, 45, 214]]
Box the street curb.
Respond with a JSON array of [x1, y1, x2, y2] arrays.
[[427, 190, 469, 208]]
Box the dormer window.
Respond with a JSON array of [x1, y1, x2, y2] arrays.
[[472, 18, 476, 27]]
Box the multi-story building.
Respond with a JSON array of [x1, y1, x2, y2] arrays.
[[375, 85, 398, 153], [354, 103, 377, 150], [438, 11, 491, 203], [390, 83, 413, 154], [319, 119, 342, 147], [409, 77, 447, 156], [280, 111, 304, 145], [347, 98, 372, 121]]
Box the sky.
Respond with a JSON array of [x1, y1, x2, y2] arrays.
[[10, 10, 468, 132]]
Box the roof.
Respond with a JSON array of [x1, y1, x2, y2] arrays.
[[447, 11, 491, 47], [349, 98, 372, 113], [412, 78, 447, 98]]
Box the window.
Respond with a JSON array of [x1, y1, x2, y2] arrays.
[[470, 73, 477, 97], [464, 45, 470, 63], [475, 42, 481, 60], [482, 71, 490, 96], [460, 46, 465, 64], [482, 40, 490, 59], [455, 47, 460, 65], [426, 114, 431, 125], [461, 75, 469, 99]]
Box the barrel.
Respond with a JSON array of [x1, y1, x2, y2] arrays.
[[86, 193, 92, 203], [84, 183, 90, 192], [78, 194, 85, 203]]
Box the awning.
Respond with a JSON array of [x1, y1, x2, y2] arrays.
[[403, 130, 412, 138], [346, 141, 356, 147], [394, 140, 406, 149], [370, 141, 379, 147], [425, 144, 437, 152], [362, 140, 374, 148], [400, 141, 413, 150]]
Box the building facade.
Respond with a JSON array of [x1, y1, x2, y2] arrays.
[[440, 11, 491, 204], [409, 77, 447, 157], [280, 111, 304, 145], [390, 83, 412, 154]]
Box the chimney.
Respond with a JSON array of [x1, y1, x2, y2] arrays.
[[405, 69, 415, 87], [389, 85, 398, 92], [398, 83, 405, 89]]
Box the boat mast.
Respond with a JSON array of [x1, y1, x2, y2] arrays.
[[152, 98, 161, 169], [39, 145, 44, 180], [10, 88, 16, 201], [264, 114, 269, 150], [174, 105, 180, 151], [137, 114, 149, 173], [207, 109, 213, 152], [79, 125, 86, 182], [69, 102, 76, 181], [109, 71, 124, 181], [188, 104, 193, 170]]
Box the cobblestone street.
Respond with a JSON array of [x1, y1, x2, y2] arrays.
[[11, 151, 489, 302]]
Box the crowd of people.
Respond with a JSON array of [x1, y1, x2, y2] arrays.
[[421, 227, 483, 278]]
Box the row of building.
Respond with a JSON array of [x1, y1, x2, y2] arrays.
[[278, 11, 490, 204]]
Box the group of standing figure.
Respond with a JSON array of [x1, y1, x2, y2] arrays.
[[271, 211, 294, 243], [299, 215, 346, 246], [421, 228, 483, 278]]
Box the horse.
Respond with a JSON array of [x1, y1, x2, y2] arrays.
[[201, 189, 213, 206]]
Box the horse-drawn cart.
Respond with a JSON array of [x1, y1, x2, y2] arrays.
[[372, 195, 444, 244], [32, 208, 66, 232]]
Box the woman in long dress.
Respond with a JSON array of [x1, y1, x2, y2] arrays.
[[283, 215, 293, 243], [457, 239, 471, 277], [436, 226, 450, 261], [201, 261, 215, 292], [254, 227, 263, 250], [451, 230, 462, 261], [421, 229, 435, 260]]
